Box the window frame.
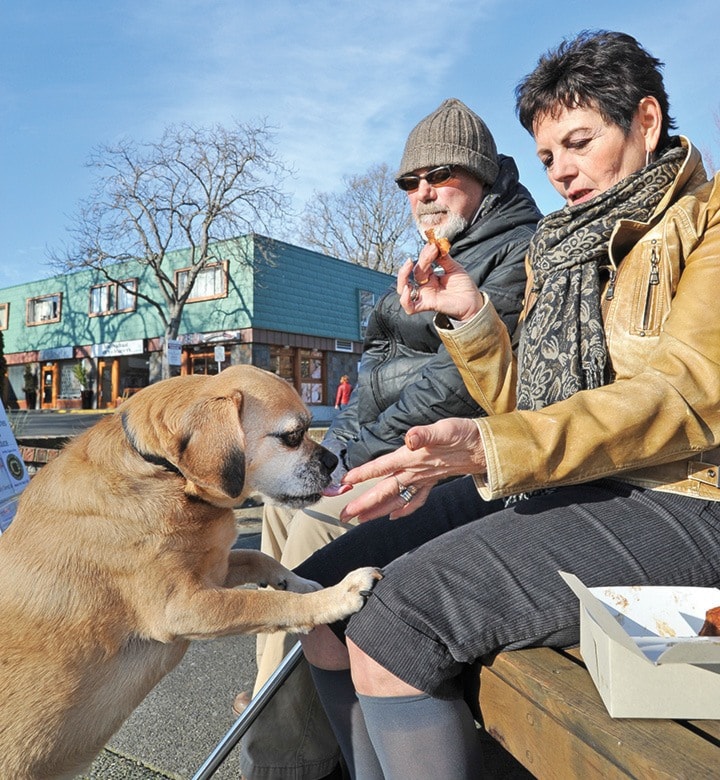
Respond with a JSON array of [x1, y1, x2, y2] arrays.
[[88, 278, 138, 317], [0, 302, 8, 330], [175, 260, 228, 302], [26, 293, 62, 326]]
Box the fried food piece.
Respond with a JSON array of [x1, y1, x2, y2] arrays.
[[698, 605, 720, 637], [424, 228, 451, 255]]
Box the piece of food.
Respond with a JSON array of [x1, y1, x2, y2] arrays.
[[698, 605, 720, 637], [424, 228, 451, 255]]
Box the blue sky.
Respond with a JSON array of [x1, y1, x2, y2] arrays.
[[1, 0, 718, 289]]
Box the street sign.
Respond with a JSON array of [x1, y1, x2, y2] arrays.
[[167, 339, 182, 366], [214, 346, 226, 365]]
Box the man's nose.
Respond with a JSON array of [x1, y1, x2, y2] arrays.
[[416, 179, 437, 200]]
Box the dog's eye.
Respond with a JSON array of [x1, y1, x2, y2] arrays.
[[279, 429, 305, 449]]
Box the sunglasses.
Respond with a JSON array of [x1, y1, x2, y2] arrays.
[[395, 165, 457, 192]]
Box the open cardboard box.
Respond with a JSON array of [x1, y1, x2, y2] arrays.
[[560, 571, 720, 718]]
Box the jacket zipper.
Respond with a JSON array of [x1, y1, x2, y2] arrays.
[[641, 239, 660, 332]]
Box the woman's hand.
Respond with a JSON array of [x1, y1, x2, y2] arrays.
[[339, 418, 487, 522], [398, 241, 485, 321]]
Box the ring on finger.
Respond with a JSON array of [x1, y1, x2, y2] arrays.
[[397, 483, 418, 505]]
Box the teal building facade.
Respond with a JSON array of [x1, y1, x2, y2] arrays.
[[0, 234, 393, 410]]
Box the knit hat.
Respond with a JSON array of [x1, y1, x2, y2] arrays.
[[397, 98, 499, 185]]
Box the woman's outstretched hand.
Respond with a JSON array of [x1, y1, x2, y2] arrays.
[[338, 418, 487, 522], [398, 240, 485, 321]]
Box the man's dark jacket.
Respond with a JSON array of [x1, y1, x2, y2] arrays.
[[326, 155, 542, 470]]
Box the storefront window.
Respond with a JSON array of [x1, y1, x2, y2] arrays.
[[189, 351, 220, 375], [269, 346, 325, 404], [300, 349, 324, 404]]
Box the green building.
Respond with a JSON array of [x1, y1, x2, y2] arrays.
[[0, 234, 393, 411]]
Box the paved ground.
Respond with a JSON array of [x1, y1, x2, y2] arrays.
[[78, 510, 264, 780]]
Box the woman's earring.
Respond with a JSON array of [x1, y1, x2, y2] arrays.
[[645, 149, 655, 166]]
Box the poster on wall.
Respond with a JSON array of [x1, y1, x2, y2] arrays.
[[0, 401, 30, 533]]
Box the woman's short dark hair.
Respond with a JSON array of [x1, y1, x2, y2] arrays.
[[515, 30, 676, 150]]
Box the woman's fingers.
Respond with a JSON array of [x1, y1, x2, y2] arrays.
[[340, 476, 433, 523]]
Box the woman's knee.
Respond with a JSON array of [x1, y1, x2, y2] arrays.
[[348, 638, 423, 697]]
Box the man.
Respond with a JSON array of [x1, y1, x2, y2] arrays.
[[238, 97, 541, 780]]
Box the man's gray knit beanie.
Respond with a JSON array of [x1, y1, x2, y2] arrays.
[[397, 98, 499, 185]]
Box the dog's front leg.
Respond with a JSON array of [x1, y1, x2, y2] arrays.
[[162, 566, 383, 638], [224, 549, 319, 593]]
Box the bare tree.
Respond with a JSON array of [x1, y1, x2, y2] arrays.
[[52, 120, 292, 378], [297, 163, 420, 273], [702, 108, 720, 174]]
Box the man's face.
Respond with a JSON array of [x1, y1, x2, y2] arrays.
[[407, 166, 486, 241]]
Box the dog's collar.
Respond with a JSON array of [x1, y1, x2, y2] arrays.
[[121, 412, 182, 477]]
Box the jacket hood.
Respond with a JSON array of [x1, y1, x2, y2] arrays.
[[450, 154, 542, 256]]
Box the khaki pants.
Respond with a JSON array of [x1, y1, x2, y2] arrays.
[[239, 482, 377, 780]]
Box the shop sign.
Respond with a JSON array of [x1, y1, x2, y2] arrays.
[[38, 346, 73, 361], [91, 339, 145, 358]]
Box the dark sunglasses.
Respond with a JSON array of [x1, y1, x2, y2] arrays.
[[395, 165, 457, 192]]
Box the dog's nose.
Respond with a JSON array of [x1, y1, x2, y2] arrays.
[[320, 447, 338, 472]]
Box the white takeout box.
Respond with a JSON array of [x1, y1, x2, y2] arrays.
[[560, 571, 720, 718]]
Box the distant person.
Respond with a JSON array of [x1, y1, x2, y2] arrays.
[[334, 375, 352, 410], [238, 97, 542, 780]]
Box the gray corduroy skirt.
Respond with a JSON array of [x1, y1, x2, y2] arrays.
[[296, 476, 720, 697]]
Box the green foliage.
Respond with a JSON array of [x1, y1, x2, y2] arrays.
[[72, 362, 89, 388]]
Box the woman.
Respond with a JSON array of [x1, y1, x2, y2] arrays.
[[334, 374, 353, 409], [295, 30, 720, 779]]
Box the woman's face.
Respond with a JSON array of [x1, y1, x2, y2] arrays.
[[533, 104, 649, 206]]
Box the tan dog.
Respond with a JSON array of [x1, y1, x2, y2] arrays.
[[0, 365, 380, 780]]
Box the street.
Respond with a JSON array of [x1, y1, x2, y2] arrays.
[[8, 409, 108, 440]]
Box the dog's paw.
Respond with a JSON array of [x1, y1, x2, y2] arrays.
[[333, 566, 383, 615]]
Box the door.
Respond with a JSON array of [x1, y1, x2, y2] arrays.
[[40, 364, 58, 409]]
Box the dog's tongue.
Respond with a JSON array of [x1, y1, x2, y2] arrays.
[[322, 483, 352, 498]]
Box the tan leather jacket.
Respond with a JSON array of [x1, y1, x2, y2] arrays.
[[438, 137, 720, 501]]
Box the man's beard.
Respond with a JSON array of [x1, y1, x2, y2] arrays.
[[414, 206, 468, 242]]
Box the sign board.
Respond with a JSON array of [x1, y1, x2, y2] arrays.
[[167, 339, 182, 367], [0, 402, 30, 533], [38, 346, 74, 361], [91, 338, 145, 358], [214, 346, 226, 365]]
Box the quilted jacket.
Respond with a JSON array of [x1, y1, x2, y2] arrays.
[[326, 154, 542, 470]]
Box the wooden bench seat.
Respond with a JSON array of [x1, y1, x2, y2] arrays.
[[478, 646, 720, 778]]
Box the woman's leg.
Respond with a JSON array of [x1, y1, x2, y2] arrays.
[[295, 475, 499, 587], [347, 482, 720, 696], [305, 481, 720, 779], [295, 476, 506, 778]]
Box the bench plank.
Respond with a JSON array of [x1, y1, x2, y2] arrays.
[[479, 648, 720, 779]]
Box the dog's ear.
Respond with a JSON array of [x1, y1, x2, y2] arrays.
[[174, 390, 247, 500]]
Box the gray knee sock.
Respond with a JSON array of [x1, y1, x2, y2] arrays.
[[308, 665, 384, 780], [357, 691, 482, 780]]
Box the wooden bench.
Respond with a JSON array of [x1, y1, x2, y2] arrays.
[[478, 646, 720, 778]]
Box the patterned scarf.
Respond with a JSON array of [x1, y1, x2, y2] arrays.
[[516, 141, 685, 411]]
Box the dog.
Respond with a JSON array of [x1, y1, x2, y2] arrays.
[[0, 365, 380, 780]]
